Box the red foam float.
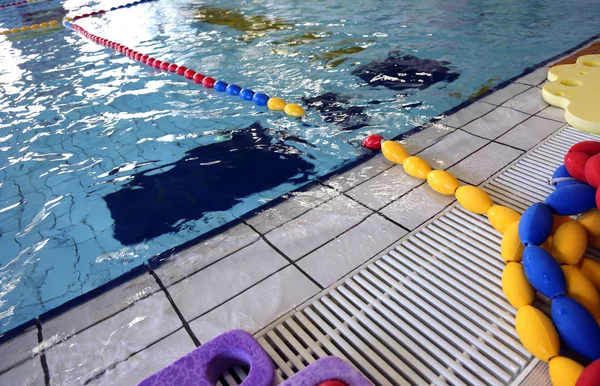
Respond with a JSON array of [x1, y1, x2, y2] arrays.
[[570, 141, 600, 156], [146, 58, 156, 66], [140, 55, 149, 64], [153, 60, 162, 69], [565, 152, 591, 183], [192, 73, 205, 84], [362, 134, 384, 150], [135, 53, 143, 61], [160, 62, 170, 70], [202, 76, 216, 88], [577, 359, 600, 386], [176, 66, 187, 75], [168, 63, 178, 72], [183, 69, 196, 79], [317, 381, 348, 386], [585, 154, 600, 189]]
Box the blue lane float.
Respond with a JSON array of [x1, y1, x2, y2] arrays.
[[545, 184, 597, 216], [226, 84, 241, 96], [213, 80, 227, 92], [239, 88, 255, 101], [522, 245, 566, 299], [518, 203, 553, 246]]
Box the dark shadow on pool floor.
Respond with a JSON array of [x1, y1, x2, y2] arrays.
[[104, 122, 316, 245]]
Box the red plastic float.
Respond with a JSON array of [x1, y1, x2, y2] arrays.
[[146, 58, 155, 66], [202, 76, 216, 88], [577, 359, 600, 386], [192, 73, 205, 84], [361, 134, 384, 150], [183, 68, 196, 79], [564, 140, 600, 208], [153, 60, 162, 69], [176, 66, 187, 75], [160, 62, 170, 70], [168, 63, 178, 72], [317, 381, 348, 386]]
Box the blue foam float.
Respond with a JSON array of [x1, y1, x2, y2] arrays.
[[518, 203, 553, 246], [522, 245, 566, 299], [214, 81, 228, 92], [545, 184, 597, 216], [252, 92, 269, 106], [551, 164, 583, 190], [552, 296, 600, 361], [239, 88, 255, 101], [226, 84, 241, 96]]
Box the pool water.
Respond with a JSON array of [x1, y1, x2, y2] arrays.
[[1, 0, 600, 334]]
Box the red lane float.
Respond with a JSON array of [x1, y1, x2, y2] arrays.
[[564, 140, 600, 208]]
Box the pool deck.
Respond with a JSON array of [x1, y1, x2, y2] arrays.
[[1, 38, 599, 385]]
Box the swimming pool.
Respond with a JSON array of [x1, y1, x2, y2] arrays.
[[1, 0, 599, 335]]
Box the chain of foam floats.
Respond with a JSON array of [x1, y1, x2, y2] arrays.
[[0, 0, 44, 10], [0, 19, 59, 35], [62, 0, 305, 117], [362, 134, 600, 386]]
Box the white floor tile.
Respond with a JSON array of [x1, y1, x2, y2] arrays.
[[154, 223, 259, 286], [87, 329, 195, 386], [43, 272, 159, 340], [481, 83, 531, 105], [189, 266, 319, 343], [0, 358, 44, 386], [461, 107, 529, 139], [439, 102, 496, 128], [496, 117, 565, 150], [324, 154, 392, 192], [515, 67, 549, 86], [297, 214, 407, 287], [46, 291, 182, 385], [0, 328, 38, 373], [536, 105, 566, 122], [501, 87, 549, 115], [347, 166, 424, 210], [167, 240, 288, 321], [265, 195, 371, 261], [381, 184, 455, 230], [447, 143, 524, 185], [417, 130, 488, 170], [246, 185, 339, 234], [400, 123, 455, 155]]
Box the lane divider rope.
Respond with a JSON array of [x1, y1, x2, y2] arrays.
[[0, 19, 59, 35], [0, 0, 45, 10]]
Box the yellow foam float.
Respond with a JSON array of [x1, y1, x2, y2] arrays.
[[426, 170, 459, 195], [501, 222, 524, 263], [487, 205, 520, 235], [267, 97, 286, 111], [580, 257, 600, 290], [549, 356, 584, 386], [502, 262, 535, 309], [515, 305, 560, 362], [578, 209, 600, 238], [552, 221, 587, 265], [455, 186, 493, 214], [563, 265, 600, 319], [381, 140, 408, 164], [402, 156, 430, 179], [542, 54, 600, 134]]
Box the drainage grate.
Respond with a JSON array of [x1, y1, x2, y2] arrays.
[[247, 127, 598, 386]]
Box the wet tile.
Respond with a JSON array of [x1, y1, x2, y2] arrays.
[[481, 83, 531, 105], [168, 240, 288, 321], [265, 195, 372, 261], [346, 166, 424, 210], [447, 143, 524, 185], [43, 272, 159, 340], [439, 102, 496, 128], [46, 291, 182, 385], [189, 266, 319, 343], [417, 130, 488, 170], [153, 223, 260, 286], [501, 87, 549, 115], [461, 107, 529, 139], [381, 184, 455, 230], [87, 329, 195, 386], [496, 117, 565, 150], [245, 185, 339, 234], [536, 105, 566, 122], [323, 154, 392, 192], [298, 214, 407, 287], [0, 328, 39, 373], [0, 358, 44, 386], [399, 122, 455, 155], [515, 67, 549, 86]]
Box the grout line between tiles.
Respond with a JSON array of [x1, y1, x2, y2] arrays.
[[148, 269, 201, 347], [35, 320, 50, 386]]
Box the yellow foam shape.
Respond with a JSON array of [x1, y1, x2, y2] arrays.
[[502, 262, 535, 309], [552, 221, 587, 265], [501, 222, 524, 263], [515, 305, 560, 362], [267, 97, 286, 111], [402, 156, 430, 179], [283, 103, 304, 117], [426, 170, 459, 195], [549, 356, 584, 386], [542, 54, 600, 134], [487, 205, 520, 235], [455, 186, 493, 214], [562, 265, 600, 319], [381, 141, 408, 164]]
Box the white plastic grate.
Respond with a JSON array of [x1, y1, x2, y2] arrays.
[[253, 127, 599, 386]]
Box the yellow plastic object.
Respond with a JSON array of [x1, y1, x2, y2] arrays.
[[515, 305, 560, 362], [487, 206, 520, 235], [455, 186, 493, 214], [562, 265, 600, 319], [0, 30, 8, 35], [30, 24, 40, 29], [49, 20, 58, 25], [20, 26, 30, 32], [381, 141, 408, 164], [578, 209, 600, 238], [402, 156, 431, 179], [426, 170, 459, 195], [39, 22, 50, 28], [283, 103, 305, 117], [552, 221, 587, 265], [501, 222, 524, 263], [580, 257, 600, 290], [502, 263, 535, 309], [549, 356, 584, 386], [65, 17, 73, 22], [10, 28, 20, 33], [267, 97, 286, 111], [553, 215, 572, 234], [542, 235, 553, 254], [542, 54, 600, 134]]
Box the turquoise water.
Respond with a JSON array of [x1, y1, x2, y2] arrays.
[[1, 0, 600, 334]]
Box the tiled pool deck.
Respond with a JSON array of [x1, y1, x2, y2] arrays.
[[1, 39, 599, 385]]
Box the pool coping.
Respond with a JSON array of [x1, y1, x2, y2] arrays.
[[0, 31, 599, 385]]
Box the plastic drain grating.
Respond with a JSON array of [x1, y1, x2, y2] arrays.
[[218, 127, 599, 386]]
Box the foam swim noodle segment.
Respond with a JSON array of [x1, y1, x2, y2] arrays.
[[542, 54, 600, 135]]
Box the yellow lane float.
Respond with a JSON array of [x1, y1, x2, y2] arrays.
[[552, 221, 587, 265], [502, 262, 535, 309], [501, 222, 524, 263], [283, 103, 305, 117], [402, 156, 430, 179], [578, 209, 600, 238], [487, 205, 520, 235], [516, 305, 560, 362], [549, 356, 584, 386], [580, 258, 600, 290], [267, 97, 286, 111], [562, 266, 600, 319], [455, 186, 493, 214], [426, 170, 459, 195], [381, 140, 408, 164]]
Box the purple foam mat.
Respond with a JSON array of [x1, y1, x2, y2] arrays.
[[281, 357, 373, 386], [138, 329, 275, 386]]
